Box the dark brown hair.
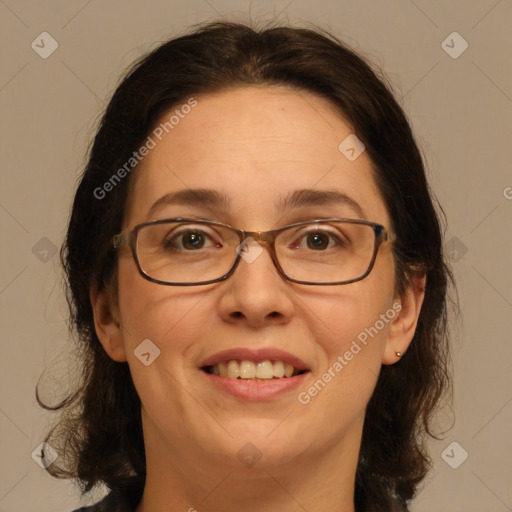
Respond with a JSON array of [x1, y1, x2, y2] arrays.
[[38, 20, 453, 511]]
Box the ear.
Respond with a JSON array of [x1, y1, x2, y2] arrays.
[[382, 273, 426, 365], [90, 285, 127, 362]]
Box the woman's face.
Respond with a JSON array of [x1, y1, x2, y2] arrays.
[[97, 85, 408, 474]]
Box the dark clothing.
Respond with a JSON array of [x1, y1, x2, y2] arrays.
[[72, 490, 137, 512]]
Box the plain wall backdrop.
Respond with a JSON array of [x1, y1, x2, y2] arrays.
[[1, 1, 511, 511]]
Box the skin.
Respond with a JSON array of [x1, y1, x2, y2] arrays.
[[91, 85, 425, 512]]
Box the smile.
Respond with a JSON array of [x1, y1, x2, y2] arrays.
[[202, 359, 307, 380]]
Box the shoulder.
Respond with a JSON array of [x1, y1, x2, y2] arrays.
[[70, 490, 135, 512]]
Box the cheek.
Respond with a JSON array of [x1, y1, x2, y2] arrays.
[[309, 255, 395, 355], [115, 263, 211, 427], [298, 256, 396, 410], [114, 260, 214, 419], [296, 301, 393, 437], [116, 257, 207, 346]]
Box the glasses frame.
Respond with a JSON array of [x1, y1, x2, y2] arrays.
[[112, 217, 394, 286]]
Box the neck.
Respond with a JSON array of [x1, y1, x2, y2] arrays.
[[135, 414, 361, 512]]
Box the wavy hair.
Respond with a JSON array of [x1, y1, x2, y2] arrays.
[[38, 21, 454, 512]]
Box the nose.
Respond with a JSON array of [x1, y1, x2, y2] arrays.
[[216, 239, 296, 328]]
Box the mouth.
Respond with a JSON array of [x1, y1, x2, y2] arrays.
[[202, 359, 309, 381], [200, 348, 311, 401]]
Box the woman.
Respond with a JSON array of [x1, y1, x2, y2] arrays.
[[38, 21, 453, 512]]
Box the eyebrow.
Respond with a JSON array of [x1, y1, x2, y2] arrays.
[[278, 188, 367, 219], [146, 187, 366, 220], [146, 188, 230, 219]]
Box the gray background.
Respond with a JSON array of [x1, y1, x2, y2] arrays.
[[1, 1, 511, 511]]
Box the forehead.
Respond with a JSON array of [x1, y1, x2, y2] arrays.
[[125, 85, 388, 227]]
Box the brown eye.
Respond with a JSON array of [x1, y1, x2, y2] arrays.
[[181, 232, 205, 250], [306, 232, 330, 250], [291, 228, 348, 251], [162, 229, 217, 251]]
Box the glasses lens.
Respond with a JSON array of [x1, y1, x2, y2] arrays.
[[276, 221, 377, 284], [134, 220, 378, 285], [135, 221, 240, 284]]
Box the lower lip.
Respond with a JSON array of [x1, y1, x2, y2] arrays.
[[201, 370, 310, 401]]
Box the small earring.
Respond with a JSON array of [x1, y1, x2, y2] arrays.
[[395, 352, 402, 358]]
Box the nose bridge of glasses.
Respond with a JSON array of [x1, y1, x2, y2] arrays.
[[239, 230, 275, 253]]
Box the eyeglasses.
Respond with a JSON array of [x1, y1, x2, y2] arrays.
[[112, 217, 394, 286]]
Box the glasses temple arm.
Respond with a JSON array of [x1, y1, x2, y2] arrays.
[[112, 232, 127, 248]]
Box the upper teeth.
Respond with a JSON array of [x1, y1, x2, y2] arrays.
[[210, 360, 297, 379]]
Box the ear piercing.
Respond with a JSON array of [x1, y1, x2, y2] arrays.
[[395, 352, 402, 358]]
